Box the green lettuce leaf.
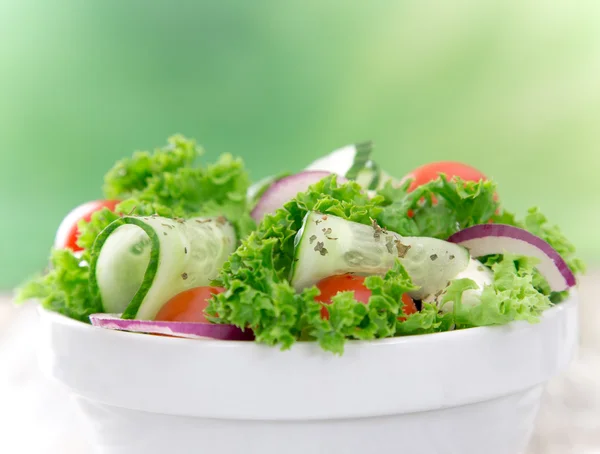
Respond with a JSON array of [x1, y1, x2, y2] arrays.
[[103, 134, 199, 199], [14, 250, 100, 322], [378, 174, 584, 279], [376, 175, 499, 238], [395, 302, 454, 336], [304, 261, 418, 354], [111, 152, 255, 240], [207, 230, 315, 349], [396, 255, 552, 335], [19, 135, 255, 322], [379, 174, 584, 298], [97, 137, 255, 242], [76, 207, 122, 251], [208, 175, 395, 352], [80, 135, 255, 251], [452, 255, 551, 327], [209, 173, 580, 352], [268, 175, 383, 277]]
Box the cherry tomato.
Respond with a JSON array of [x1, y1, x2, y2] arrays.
[[400, 294, 417, 320], [402, 161, 487, 192], [54, 199, 120, 252], [315, 274, 417, 320], [155, 286, 225, 323], [401, 161, 497, 218]]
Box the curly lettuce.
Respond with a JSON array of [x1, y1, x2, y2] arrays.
[[376, 175, 499, 238], [103, 134, 199, 199], [15, 249, 100, 322], [18, 140, 584, 354], [396, 255, 552, 335], [305, 262, 417, 354], [18, 135, 255, 322], [81, 135, 255, 248], [378, 174, 583, 299], [210, 173, 582, 352], [208, 175, 409, 353]]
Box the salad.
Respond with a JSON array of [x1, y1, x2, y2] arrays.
[[17, 135, 585, 354]]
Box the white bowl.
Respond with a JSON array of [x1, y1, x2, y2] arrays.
[[37, 293, 579, 454]]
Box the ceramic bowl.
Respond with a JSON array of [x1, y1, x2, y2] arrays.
[[36, 293, 578, 454]]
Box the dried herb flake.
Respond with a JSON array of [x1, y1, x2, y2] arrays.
[[395, 240, 411, 258], [314, 241, 328, 256]]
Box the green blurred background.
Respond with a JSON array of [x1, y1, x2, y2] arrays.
[[1, 1, 599, 289]]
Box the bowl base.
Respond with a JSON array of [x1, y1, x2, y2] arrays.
[[75, 385, 543, 454]]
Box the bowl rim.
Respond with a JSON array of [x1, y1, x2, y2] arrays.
[[37, 292, 579, 420], [39, 289, 574, 348]]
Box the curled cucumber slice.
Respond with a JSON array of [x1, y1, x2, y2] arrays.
[[291, 211, 470, 300], [89, 215, 236, 320]]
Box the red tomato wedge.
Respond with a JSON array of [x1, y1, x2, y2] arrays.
[[54, 199, 120, 252], [155, 287, 225, 323], [315, 274, 417, 320]]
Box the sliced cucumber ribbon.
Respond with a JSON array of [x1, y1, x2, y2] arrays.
[[89, 215, 236, 320], [305, 142, 399, 190], [344, 141, 374, 180], [290, 212, 470, 300]]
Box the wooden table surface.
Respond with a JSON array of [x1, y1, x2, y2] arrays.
[[1, 272, 599, 454]]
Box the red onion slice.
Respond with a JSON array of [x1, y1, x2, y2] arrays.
[[251, 171, 342, 222], [448, 224, 576, 292], [89, 313, 254, 341]]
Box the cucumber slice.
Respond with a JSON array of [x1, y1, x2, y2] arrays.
[[306, 142, 377, 187], [290, 212, 470, 299], [305, 142, 399, 190], [344, 141, 374, 180], [89, 215, 236, 320], [92, 223, 152, 314], [306, 142, 370, 177]]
